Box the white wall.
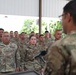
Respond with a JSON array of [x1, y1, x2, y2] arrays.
[[42, 0, 69, 18], [0, 0, 39, 16], [0, 0, 69, 18]]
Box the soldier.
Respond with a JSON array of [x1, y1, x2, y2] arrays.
[[0, 32, 20, 75], [30, 31, 35, 36], [38, 34, 49, 74], [44, 31, 53, 47], [0, 28, 4, 42], [23, 35, 44, 74], [36, 33, 39, 39], [38, 34, 48, 51], [35, 33, 39, 43], [18, 42, 27, 72], [19, 32, 28, 45], [44, 31, 50, 40], [18, 32, 28, 71], [46, 0, 76, 75], [10, 31, 20, 45], [54, 29, 62, 41], [10, 31, 14, 39]]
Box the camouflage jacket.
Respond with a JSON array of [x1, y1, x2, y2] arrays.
[[24, 43, 44, 72], [0, 42, 20, 72], [47, 31, 76, 75], [10, 37, 20, 45]]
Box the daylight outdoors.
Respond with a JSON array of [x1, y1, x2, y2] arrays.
[[0, 14, 62, 35]]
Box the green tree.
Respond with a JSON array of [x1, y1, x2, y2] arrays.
[[20, 19, 62, 36], [42, 20, 48, 34], [20, 19, 39, 34], [49, 20, 62, 35]]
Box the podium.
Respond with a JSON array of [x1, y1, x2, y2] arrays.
[[7, 70, 41, 75]]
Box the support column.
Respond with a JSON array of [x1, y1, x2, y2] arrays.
[[39, 0, 42, 34]]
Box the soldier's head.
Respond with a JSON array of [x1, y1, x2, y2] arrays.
[[29, 35, 36, 45], [54, 29, 62, 40], [0, 28, 4, 38], [20, 32, 27, 40], [10, 31, 14, 38], [14, 31, 19, 38], [39, 34, 45, 42], [30, 31, 35, 36], [35, 33, 39, 39], [60, 0, 76, 34], [45, 31, 50, 38], [2, 32, 10, 45]]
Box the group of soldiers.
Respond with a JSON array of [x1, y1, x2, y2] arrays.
[[0, 28, 62, 75], [1, 0, 76, 75]]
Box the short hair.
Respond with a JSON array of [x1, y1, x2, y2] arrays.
[[63, 0, 76, 24], [45, 31, 49, 33], [20, 32, 25, 34], [29, 35, 35, 40], [14, 31, 18, 33], [0, 28, 4, 31], [39, 34, 44, 38], [31, 31, 34, 33], [2, 32, 9, 36], [55, 29, 62, 32]]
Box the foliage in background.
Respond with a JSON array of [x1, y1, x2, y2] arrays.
[[42, 20, 48, 33], [49, 20, 62, 35], [20, 19, 62, 36], [20, 19, 39, 34]]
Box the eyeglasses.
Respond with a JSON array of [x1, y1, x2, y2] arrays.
[[59, 14, 64, 17], [58, 14, 65, 20]]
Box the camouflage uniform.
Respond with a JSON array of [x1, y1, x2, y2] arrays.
[[36, 39, 39, 43], [19, 39, 28, 46], [47, 31, 76, 75], [44, 37, 51, 44], [38, 41, 48, 51], [38, 40, 54, 75], [44, 37, 53, 47], [10, 37, 20, 45], [18, 43, 27, 71], [38, 41, 48, 60], [24, 43, 43, 74], [0, 42, 20, 75]]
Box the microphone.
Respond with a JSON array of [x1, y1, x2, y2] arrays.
[[39, 56, 46, 63], [34, 51, 47, 63], [40, 50, 47, 56], [34, 51, 47, 59]]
